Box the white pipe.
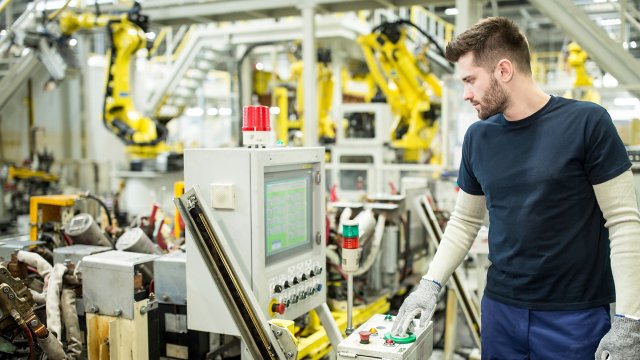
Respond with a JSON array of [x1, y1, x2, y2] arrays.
[[352, 213, 386, 277], [354, 209, 377, 242], [337, 207, 352, 235], [17, 251, 52, 277], [326, 245, 341, 266], [46, 263, 67, 340]]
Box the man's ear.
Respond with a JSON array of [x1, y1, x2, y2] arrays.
[[495, 59, 514, 82]]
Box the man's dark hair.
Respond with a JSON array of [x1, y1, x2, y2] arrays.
[[445, 17, 532, 74]]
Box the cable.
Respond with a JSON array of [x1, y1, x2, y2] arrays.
[[236, 41, 278, 146], [47, 0, 72, 21], [372, 19, 452, 68], [19, 322, 35, 360], [81, 192, 113, 228]]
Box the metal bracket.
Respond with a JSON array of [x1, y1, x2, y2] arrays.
[[269, 322, 298, 359]]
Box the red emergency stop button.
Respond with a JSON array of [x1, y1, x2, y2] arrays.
[[271, 303, 286, 315], [359, 331, 371, 344]]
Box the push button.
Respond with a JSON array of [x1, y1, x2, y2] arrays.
[[271, 303, 286, 315]]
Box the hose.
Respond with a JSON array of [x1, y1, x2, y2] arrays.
[[82, 192, 113, 228], [336, 207, 353, 235], [29, 289, 46, 305], [46, 0, 72, 21], [36, 331, 67, 360], [353, 209, 377, 247], [17, 251, 52, 277], [326, 245, 340, 266], [352, 213, 386, 277], [60, 288, 82, 359], [372, 19, 446, 58], [236, 41, 278, 146], [45, 263, 67, 341]]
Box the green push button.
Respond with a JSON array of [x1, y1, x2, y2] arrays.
[[384, 332, 416, 344]]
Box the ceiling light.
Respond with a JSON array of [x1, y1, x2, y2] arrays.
[[255, 62, 264, 71], [444, 8, 459, 16], [207, 107, 218, 116], [598, 18, 621, 26], [185, 107, 204, 117], [630, 41, 638, 49], [602, 73, 619, 87], [613, 97, 640, 106], [0, 30, 7, 37]]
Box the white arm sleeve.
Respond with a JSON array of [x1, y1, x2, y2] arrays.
[[425, 189, 487, 284], [593, 170, 640, 317]]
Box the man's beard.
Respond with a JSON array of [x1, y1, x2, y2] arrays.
[[477, 76, 510, 120]]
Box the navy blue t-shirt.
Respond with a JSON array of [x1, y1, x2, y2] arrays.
[[458, 96, 631, 310]]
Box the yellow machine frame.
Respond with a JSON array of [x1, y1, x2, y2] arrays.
[[29, 194, 78, 241]]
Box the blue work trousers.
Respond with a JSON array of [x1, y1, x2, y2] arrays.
[[481, 295, 611, 359]]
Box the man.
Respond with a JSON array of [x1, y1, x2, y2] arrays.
[[391, 17, 640, 359]]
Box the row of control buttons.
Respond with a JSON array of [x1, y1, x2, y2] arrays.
[[273, 266, 323, 293], [270, 283, 323, 315], [282, 283, 323, 306]]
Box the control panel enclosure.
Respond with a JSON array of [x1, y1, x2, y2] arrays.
[[184, 147, 326, 335]]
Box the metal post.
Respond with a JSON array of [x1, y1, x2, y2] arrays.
[[620, 0, 627, 44], [299, 3, 318, 146], [346, 274, 354, 335], [454, 0, 482, 35]]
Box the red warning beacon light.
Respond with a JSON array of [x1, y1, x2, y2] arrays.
[[242, 105, 271, 147]]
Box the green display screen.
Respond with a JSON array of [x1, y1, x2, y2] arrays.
[[265, 172, 312, 259]]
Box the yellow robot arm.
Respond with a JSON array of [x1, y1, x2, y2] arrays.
[[357, 21, 443, 162], [566, 41, 600, 103], [60, 4, 170, 159], [289, 54, 336, 144]]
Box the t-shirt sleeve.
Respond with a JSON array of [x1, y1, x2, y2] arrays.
[[457, 128, 484, 195], [585, 108, 631, 185]]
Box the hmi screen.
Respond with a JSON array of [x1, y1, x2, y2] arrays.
[[264, 169, 313, 261]]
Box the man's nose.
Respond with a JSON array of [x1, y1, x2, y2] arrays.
[[463, 90, 473, 102]]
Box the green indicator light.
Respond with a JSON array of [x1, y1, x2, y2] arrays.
[[342, 220, 359, 238]]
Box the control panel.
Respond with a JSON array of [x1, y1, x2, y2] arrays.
[[337, 314, 433, 360], [185, 147, 326, 335]]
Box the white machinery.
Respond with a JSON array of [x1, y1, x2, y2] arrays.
[[337, 314, 433, 359], [184, 147, 327, 334]]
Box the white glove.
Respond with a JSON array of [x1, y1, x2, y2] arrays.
[[390, 278, 441, 336], [595, 316, 640, 360]]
